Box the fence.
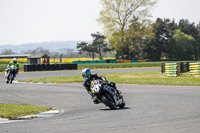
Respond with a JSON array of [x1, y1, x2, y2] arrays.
[[72, 59, 146, 64], [189, 62, 200, 77], [24, 64, 77, 72]]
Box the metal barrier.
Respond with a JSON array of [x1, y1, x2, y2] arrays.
[[72, 59, 147, 64], [117, 59, 132, 63], [162, 62, 190, 76], [72, 60, 108, 64], [189, 62, 200, 77], [165, 63, 177, 77], [24, 64, 77, 72]]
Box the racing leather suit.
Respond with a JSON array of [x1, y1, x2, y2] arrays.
[[83, 73, 118, 104], [6, 61, 19, 81]]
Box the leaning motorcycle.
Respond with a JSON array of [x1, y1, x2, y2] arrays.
[[5, 66, 17, 84], [90, 79, 125, 109]]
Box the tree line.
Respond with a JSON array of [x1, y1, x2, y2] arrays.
[[77, 0, 200, 60], [2, 0, 200, 61], [145, 18, 200, 60]]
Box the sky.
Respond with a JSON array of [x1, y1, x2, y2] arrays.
[[0, 0, 200, 46]]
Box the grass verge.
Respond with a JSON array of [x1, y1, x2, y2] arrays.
[[0, 63, 25, 72], [0, 62, 160, 72], [0, 103, 51, 118], [78, 62, 161, 69], [19, 71, 200, 86]]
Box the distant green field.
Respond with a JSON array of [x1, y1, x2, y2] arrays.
[[0, 63, 25, 72], [19, 71, 200, 86], [0, 62, 161, 72], [78, 62, 161, 69]]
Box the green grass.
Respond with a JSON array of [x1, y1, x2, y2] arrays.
[[19, 71, 200, 86], [0, 62, 161, 72], [0, 103, 51, 118], [0, 63, 25, 72], [0, 62, 160, 72], [102, 72, 200, 86], [20, 75, 83, 84], [20, 75, 83, 83], [0, 63, 8, 72], [78, 62, 161, 69]]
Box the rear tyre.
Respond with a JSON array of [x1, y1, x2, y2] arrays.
[[101, 93, 116, 110]]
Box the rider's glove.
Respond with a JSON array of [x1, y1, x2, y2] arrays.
[[102, 77, 107, 81]]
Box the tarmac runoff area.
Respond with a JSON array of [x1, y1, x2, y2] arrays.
[[0, 110, 63, 124]]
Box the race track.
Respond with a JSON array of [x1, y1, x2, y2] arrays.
[[0, 68, 200, 133]]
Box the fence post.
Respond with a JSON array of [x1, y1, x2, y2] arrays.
[[161, 63, 165, 74], [176, 62, 181, 76]]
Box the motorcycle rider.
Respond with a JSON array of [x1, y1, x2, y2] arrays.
[[82, 68, 120, 104], [6, 58, 19, 83]]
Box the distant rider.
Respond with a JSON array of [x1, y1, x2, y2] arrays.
[[82, 68, 120, 104], [6, 58, 19, 83]]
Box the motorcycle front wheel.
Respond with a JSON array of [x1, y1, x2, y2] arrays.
[[101, 93, 116, 110], [9, 73, 14, 84], [118, 99, 125, 108]]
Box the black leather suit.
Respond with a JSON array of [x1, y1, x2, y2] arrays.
[[83, 73, 117, 96]]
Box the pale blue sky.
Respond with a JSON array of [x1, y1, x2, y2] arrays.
[[0, 0, 200, 46]]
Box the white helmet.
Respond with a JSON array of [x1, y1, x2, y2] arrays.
[[82, 68, 91, 79], [13, 58, 17, 63]]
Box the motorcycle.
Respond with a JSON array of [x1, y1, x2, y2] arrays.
[[90, 79, 125, 109], [5, 65, 17, 84]]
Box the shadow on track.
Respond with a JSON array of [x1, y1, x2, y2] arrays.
[[100, 107, 131, 111]]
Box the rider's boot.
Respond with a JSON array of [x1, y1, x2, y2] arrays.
[[92, 96, 100, 104]]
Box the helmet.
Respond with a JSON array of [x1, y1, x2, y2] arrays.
[[13, 58, 17, 63], [82, 68, 91, 79]]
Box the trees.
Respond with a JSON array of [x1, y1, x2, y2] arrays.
[[77, 32, 109, 59], [1, 49, 15, 55], [168, 29, 196, 60], [145, 18, 178, 60], [77, 42, 96, 59], [30, 47, 51, 55], [97, 0, 200, 60], [98, 0, 157, 57], [197, 22, 200, 59], [91, 32, 109, 59], [144, 18, 199, 60], [125, 17, 154, 59], [22, 47, 50, 55], [179, 19, 200, 59]]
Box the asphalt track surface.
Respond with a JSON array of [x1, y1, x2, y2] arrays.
[[0, 68, 200, 133]]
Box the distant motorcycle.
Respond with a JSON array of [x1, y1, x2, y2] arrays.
[[5, 66, 17, 84], [90, 79, 125, 109]]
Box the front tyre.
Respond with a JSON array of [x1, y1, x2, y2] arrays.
[[118, 99, 125, 108], [101, 93, 116, 110], [9, 74, 14, 84]]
